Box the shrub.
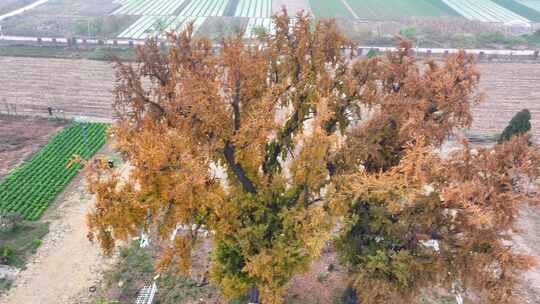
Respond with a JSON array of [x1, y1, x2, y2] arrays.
[[0, 212, 21, 233], [0, 245, 14, 265], [499, 109, 532, 143]]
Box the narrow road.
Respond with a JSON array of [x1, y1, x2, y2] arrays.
[[0, 0, 49, 22], [340, 0, 359, 19]]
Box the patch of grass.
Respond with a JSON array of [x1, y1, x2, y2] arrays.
[[0, 278, 12, 293], [92, 299, 121, 304], [0, 213, 49, 269], [418, 294, 461, 304], [99, 240, 225, 304], [0, 213, 48, 295], [99, 242, 155, 303], [156, 271, 220, 304]]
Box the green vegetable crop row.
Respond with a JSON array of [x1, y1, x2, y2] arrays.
[[0, 123, 107, 220]]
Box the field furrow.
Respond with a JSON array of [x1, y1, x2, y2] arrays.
[[343, 0, 458, 20], [517, 0, 540, 12], [113, 0, 188, 16], [1, 57, 539, 143], [492, 0, 540, 21], [179, 0, 227, 17], [235, 0, 272, 17], [443, 0, 530, 23]]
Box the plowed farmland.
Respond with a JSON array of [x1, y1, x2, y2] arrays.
[[0, 56, 114, 122], [473, 62, 540, 141], [0, 57, 539, 141]]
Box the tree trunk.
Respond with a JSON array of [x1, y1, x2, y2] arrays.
[[342, 286, 359, 304], [248, 286, 260, 303]]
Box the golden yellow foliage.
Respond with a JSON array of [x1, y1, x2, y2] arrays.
[[85, 10, 539, 304]]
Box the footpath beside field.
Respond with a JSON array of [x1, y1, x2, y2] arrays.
[[0, 149, 118, 304]]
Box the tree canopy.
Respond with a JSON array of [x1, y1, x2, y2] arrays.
[[86, 11, 540, 304]]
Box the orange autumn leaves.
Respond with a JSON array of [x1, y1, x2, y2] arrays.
[[86, 11, 539, 304]]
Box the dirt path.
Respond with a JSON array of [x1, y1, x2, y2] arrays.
[[514, 205, 540, 303], [0, 158, 116, 304]]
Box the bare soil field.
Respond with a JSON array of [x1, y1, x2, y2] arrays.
[[0, 114, 65, 179], [474, 62, 540, 141], [0, 57, 539, 140], [0, 56, 114, 122]]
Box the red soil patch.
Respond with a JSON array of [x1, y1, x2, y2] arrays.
[[0, 114, 65, 179]]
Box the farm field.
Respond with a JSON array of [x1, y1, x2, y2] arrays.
[[1, 0, 539, 40], [0, 145, 121, 304], [113, 0, 274, 39], [0, 0, 35, 16], [0, 0, 134, 38], [344, 0, 459, 20], [112, 0, 189, 15], [442, 0, 530, 23], [473, 62, 540, 142], [0, 56, 539, 141], [0, 122, 107, 220], [492, 0, 540, 21], [307, 0, 538, 22], [1, 0, 540, 39], [0, 115, 66, 180], [308, 0, 352, 19], [118, 15, 207, 39], [235, 0, 273, 17], [517, 0, 540, 12], [0, 56, 114, 122]]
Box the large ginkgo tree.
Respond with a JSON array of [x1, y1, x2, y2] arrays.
[[86, 11, 540, 304]]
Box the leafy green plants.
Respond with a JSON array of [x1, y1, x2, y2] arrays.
[[0, 123, 107, 220]]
